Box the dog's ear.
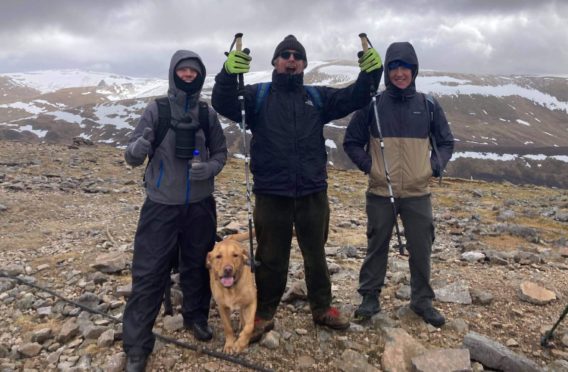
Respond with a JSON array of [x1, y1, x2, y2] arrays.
[[206, 251, 212, 269], [241, 246, 250, 262]]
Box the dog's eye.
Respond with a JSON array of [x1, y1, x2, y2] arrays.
[[216, 254, 222, 259], [233, 253, 239, 258]]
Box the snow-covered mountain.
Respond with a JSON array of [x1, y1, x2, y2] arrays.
[[1, 63, 567, 187]]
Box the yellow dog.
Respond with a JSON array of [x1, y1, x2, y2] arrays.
[[206, 231, 257, 353]]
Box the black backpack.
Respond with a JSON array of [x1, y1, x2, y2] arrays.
[[149, 97, 210, 162]]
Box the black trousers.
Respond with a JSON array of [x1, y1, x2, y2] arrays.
[[253, 190, 332, 319], [358, 193, 435, 311], [122, 196, 217, 356]]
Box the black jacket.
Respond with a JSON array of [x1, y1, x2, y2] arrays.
[[212, 69, 377, 197]]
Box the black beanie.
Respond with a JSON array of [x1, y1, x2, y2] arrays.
[[272, 35, 307, 67]]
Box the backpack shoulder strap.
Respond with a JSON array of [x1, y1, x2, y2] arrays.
[[424, 93, 443, 184], [304, 85, 323, 110], [198, 101, 210, 148], [254, 83, 323, 114], [254, 82, 271, 114], [423, 93, 437, 139], [143, 97, 170, 181], [153, 97, 172, 156], [424, 93, 435, 127]]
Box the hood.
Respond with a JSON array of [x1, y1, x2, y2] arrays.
[[167, 50, 206, 104], [383, 42, 418, 97]]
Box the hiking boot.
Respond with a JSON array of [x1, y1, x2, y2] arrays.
[[125, 353, 148, 372], [410, 305, 445, 327], [249, 316, 275, 344], [354, 295, 380, 320], [184, 321, 213, 341], [313, 307, 350, 330]]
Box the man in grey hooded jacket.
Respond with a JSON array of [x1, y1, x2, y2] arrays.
[[122, 50, 227, 371]]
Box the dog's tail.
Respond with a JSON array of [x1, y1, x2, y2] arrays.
[[225, 229, 255, 242]]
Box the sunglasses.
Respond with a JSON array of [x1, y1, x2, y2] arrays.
[[388, 60, 414, 70], [279, 51, 304, 60]]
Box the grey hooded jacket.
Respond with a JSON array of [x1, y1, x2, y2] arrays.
[[125, 50, 227, 205]]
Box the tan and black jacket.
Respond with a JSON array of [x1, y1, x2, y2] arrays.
[[343, 42, 454, 198]]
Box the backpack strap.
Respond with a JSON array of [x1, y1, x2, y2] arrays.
[[425, 94, 435, 128], [153, 98, 210, 153], [424, 93, 436, 144], [254, 82, 323, 115], [424, 93, 443, 184], [142, 98, 211, 179], [198, 101, 210, 148], [146, 98, 210, 168], [304, 85, 323, 110], [255, 82, 271, 115], [153, 97, 172, 162]]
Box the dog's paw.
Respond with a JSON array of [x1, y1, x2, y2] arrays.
[[230, 339, 248, 354], [223, 340, 235, 354]]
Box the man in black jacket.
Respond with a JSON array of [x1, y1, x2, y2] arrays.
[[343, 41, 454, 327], [212, 35, 382, 341]]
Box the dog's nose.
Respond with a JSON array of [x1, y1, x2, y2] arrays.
[[223, 265, 233, 275]]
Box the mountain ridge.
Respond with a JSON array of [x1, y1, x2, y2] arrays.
[[1, 64, 567, 187]]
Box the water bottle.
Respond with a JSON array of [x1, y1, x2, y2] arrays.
[[175, 121, 198, 159]]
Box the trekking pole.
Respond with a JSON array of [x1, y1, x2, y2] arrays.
[[359, 33, 406, 256], [230, 32, 257, 272], [541, 303, 568, 347]]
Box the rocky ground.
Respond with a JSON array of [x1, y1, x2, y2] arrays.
[[0, 140, 567, 372]]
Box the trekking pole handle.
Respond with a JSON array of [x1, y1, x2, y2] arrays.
[[235, 32, 243, 52], [359, 33, 369, 52]]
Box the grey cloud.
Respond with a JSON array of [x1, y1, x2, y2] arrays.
[[0, 0, 566, 77]]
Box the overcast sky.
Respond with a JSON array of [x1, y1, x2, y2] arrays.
[[1, 0, 567, 78]]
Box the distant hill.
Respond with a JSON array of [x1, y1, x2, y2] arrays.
[[0, 64, 566, 187]]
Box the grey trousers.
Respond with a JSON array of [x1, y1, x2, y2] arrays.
[[358, 193, 435, 311]]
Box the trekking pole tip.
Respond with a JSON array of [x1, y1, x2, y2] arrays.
[[540, 332, 551, 347]]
